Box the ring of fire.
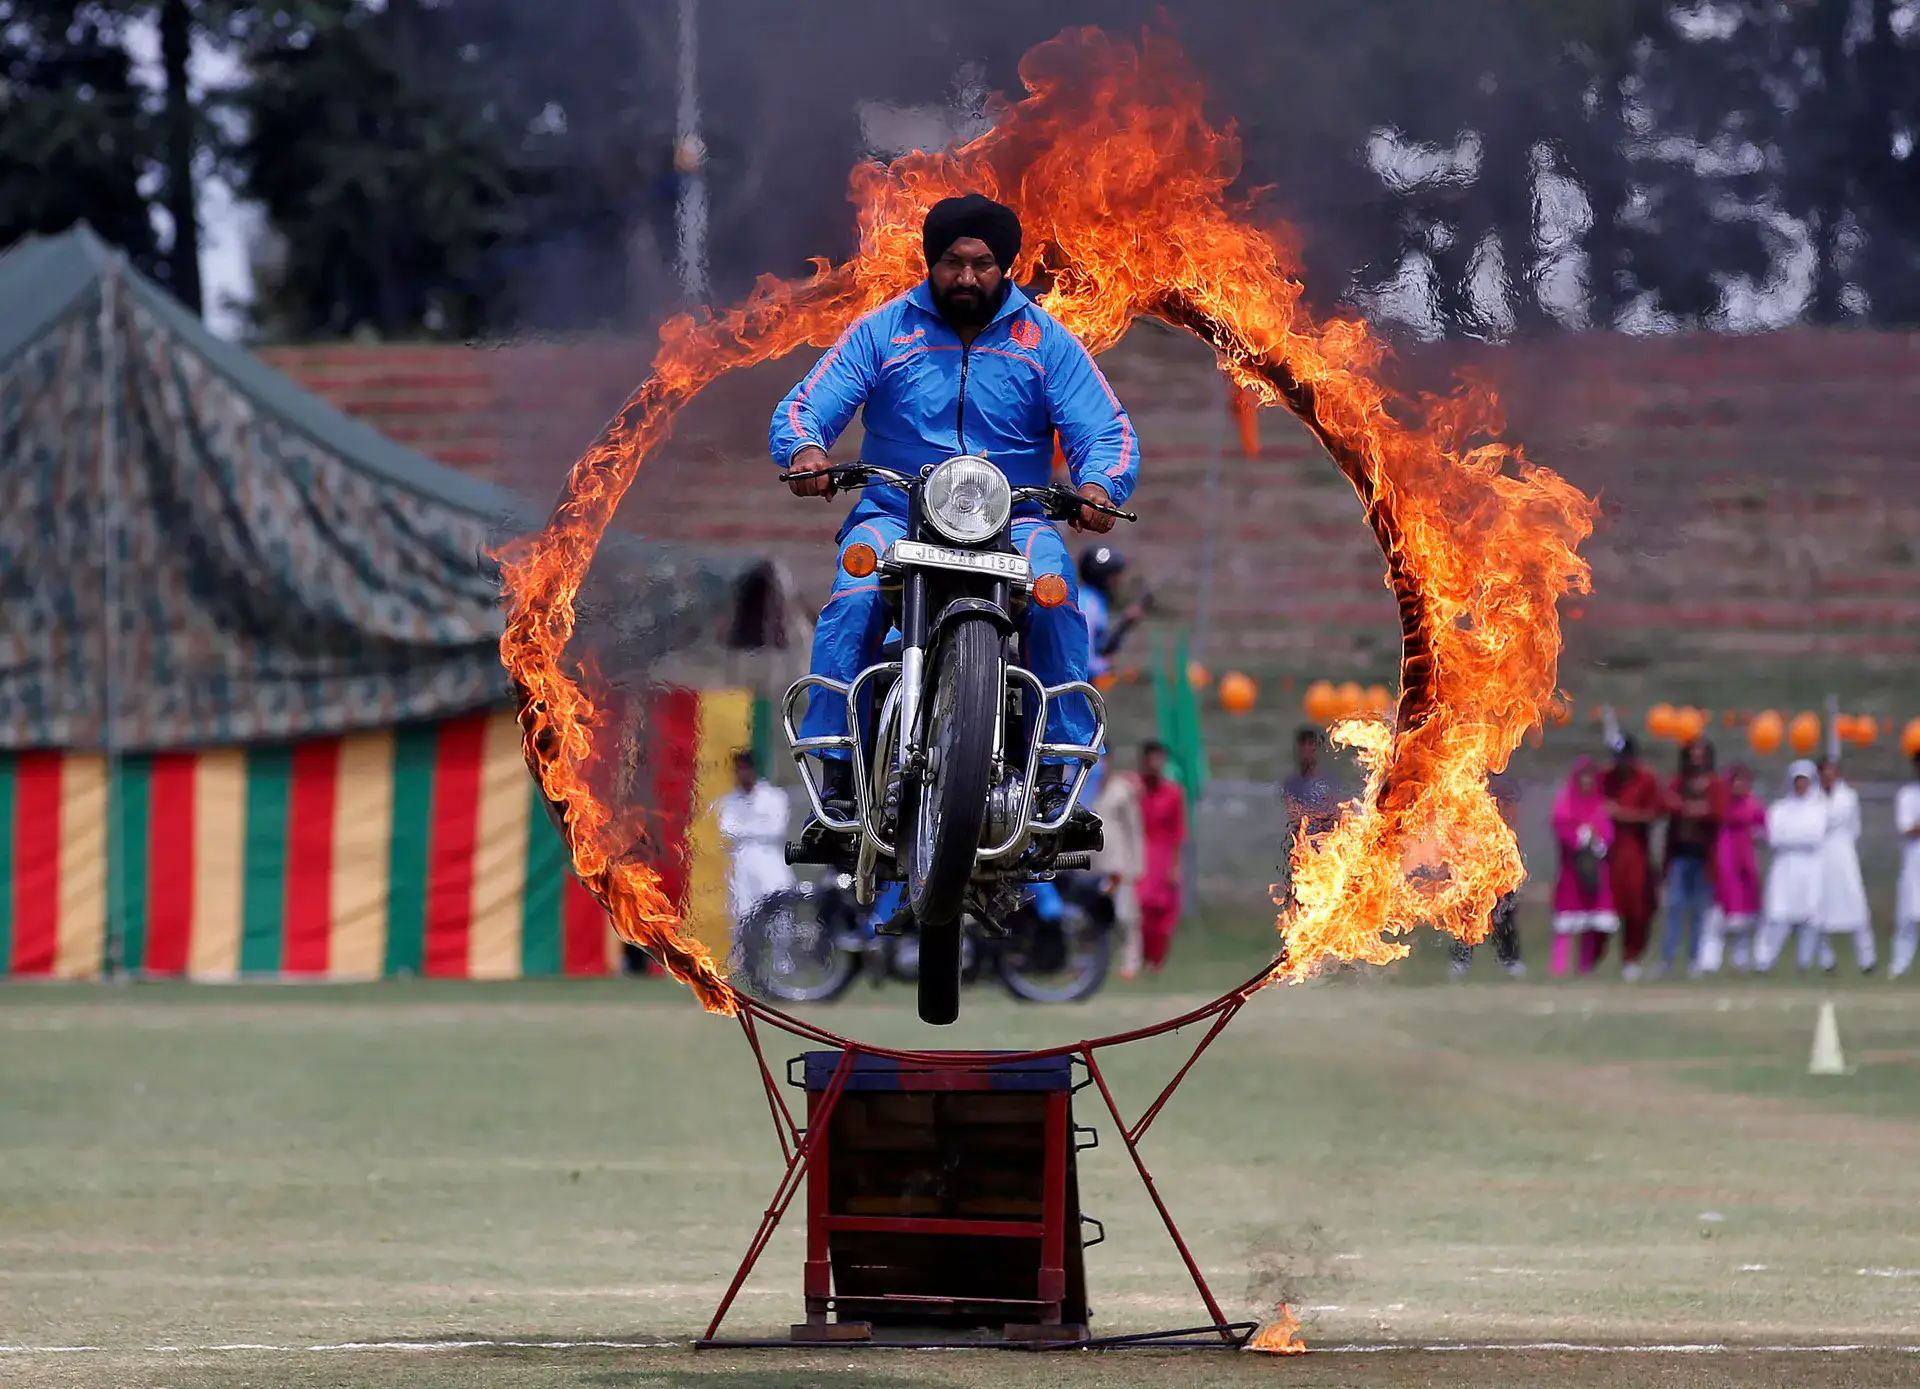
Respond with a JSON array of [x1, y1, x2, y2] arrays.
[[497, 28, 1598, 1017]]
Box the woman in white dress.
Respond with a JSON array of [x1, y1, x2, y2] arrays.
[[1894, 751, 1920, 980], [1755, 761, 1826, 973], [1814, 759, 1876, 973]]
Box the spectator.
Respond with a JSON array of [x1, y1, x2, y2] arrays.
[[1549, 755, 1617, 976], [1894, 750, 1920, 980], [1132, 740, 1188, 973], [715, 750, 795, 939], [1814, 758, 1875, 973], [1089, 765, 1146, 980], [1282, 726, 1341, 845], [1657, 739, 1726, 978], [1077, 545, 1147, 807], [1698, 763, 1765, 974], [1755, 761, 1825, 973], [1601, 736, 1663, 979], [1450, 772, 1525, 978]]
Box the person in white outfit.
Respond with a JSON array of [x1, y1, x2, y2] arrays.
[[1813, 759, 1876, 973], [1892, 751, 1920, 979], [715, 751, 796, 937], [1755, 761, 1826, 973], [1090, 768, 1146, 980]]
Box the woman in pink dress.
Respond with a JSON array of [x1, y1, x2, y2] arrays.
[[1700, 763, 1766, 973], [1550, 756, 1618, 975]]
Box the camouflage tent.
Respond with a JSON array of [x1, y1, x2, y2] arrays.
[[0, 226, 802, 980], [0, 224, 794, 753]]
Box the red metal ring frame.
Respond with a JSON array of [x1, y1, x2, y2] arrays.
[[695, 955, 1282, 1348]]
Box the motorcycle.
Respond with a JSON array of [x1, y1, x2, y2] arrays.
[[779, 456, 1135, 1025], [731, 870, 1115, 1006]]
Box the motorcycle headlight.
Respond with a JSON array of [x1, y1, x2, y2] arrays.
[[923, 454, 1012, 545]]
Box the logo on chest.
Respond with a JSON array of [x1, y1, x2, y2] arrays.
[[1009, 319, 1043, 350]]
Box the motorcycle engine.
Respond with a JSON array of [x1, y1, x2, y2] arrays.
[[986, 775, 1025, 850]]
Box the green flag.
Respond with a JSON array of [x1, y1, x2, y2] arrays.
[[1151, 631, 1208, 810]]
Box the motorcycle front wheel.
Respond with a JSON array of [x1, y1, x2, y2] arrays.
[[730, 885, 859, 1005], [903, 615, 999, 1025]]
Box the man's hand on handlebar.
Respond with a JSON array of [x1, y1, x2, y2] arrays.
[[1072, 482, 1119, 534], [785, 446, 836, 498]]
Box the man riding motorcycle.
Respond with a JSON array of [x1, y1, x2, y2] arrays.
[[769, 193, 1140, 855]]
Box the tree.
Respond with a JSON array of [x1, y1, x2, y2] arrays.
[[0, 1, 158, 271], [236, 0, 539, 338]]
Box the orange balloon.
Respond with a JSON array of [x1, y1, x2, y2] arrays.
[[1218, 671, 1258, 715], [1673, 706, 1707, 744], [1303, 680, 1339, 723], [1186, 661, 1212, 690], [1787, 711, 1821, 756], [1546, 696, 1572, 726], [1902, 718, 1920, 758], [1847, 714, 1878, 748], [1364, 684, 1392, 716], [1092, 671, 1118, 692], [1336, 681, 1365, 719], [1748, 709, 1783, 755], [1647, 703, 1677, 739]]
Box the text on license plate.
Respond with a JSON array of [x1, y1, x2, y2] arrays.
[[890, 541, 1031, 580]]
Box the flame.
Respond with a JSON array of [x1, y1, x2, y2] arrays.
[[1248, 1303, 1307, 1354], [497, 27, 1597, 1011]]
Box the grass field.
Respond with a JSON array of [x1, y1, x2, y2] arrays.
[[5, 958, 1919, 1388]]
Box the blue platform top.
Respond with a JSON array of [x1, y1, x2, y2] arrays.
[[798, 1050, 1076, 1093]]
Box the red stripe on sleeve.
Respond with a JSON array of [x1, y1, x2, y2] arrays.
[[281, 739, 341, 974], [143, 753, 199, 975], [423, 713, 488, 978], [561, 877, 610, 977], [9, 753, 63, 975]]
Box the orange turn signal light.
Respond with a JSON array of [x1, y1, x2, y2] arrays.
[[841, 543, 878, 578], [1032, 573, 1069, 608]]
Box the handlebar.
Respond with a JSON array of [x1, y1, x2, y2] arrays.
[[776, 462, 914, 492], [1011, 483, 1137, 525], [777, 462, 1136, 524]]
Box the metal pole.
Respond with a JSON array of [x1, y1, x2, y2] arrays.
[[1181, 374, 1228, 923], [99, 259, 124, 978], [1825, 691, 1840, 763], [674, 0, 709, 304], [1189, 372, 1228, 664]]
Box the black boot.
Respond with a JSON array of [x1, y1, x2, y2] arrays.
[[796, 759, 857, 864], [1035, 765, 1103, 853], [818, 757, 856, 821]]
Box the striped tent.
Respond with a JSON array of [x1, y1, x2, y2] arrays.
[[0, 694, 759, 981], [0, 228, 799, 980]]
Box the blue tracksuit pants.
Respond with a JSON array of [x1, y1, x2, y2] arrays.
[[800, 509, 1096, 758]]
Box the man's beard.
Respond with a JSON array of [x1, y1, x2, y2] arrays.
[[934, 279, 1003, 328]]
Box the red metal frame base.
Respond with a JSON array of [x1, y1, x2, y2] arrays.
[[695, 961, 1278, 1350]]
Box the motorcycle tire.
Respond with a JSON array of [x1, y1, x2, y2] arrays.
[[998, 923, 1112, 1003], [730, 886, 859, 1005], [904, 615, 1000, 1025]]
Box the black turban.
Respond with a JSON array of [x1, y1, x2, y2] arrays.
[[923, 194, 1022, 272]]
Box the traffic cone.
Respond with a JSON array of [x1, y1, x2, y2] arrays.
[[1808, 1000, 1849, 1076]]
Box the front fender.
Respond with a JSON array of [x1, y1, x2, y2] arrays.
[[928, 596, 1015, 648]]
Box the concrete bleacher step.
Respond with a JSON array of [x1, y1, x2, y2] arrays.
[[262, 328, 1920, 678]]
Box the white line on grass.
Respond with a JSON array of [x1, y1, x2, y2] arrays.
[[2, 1339, 1917, 1357], [1316, 1343, 1920, 1355]]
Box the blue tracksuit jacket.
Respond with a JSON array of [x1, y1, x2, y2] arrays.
[[769, 280, 1139, 758]]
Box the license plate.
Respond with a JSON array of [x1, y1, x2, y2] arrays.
[[890, 540, 1030, 581]]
